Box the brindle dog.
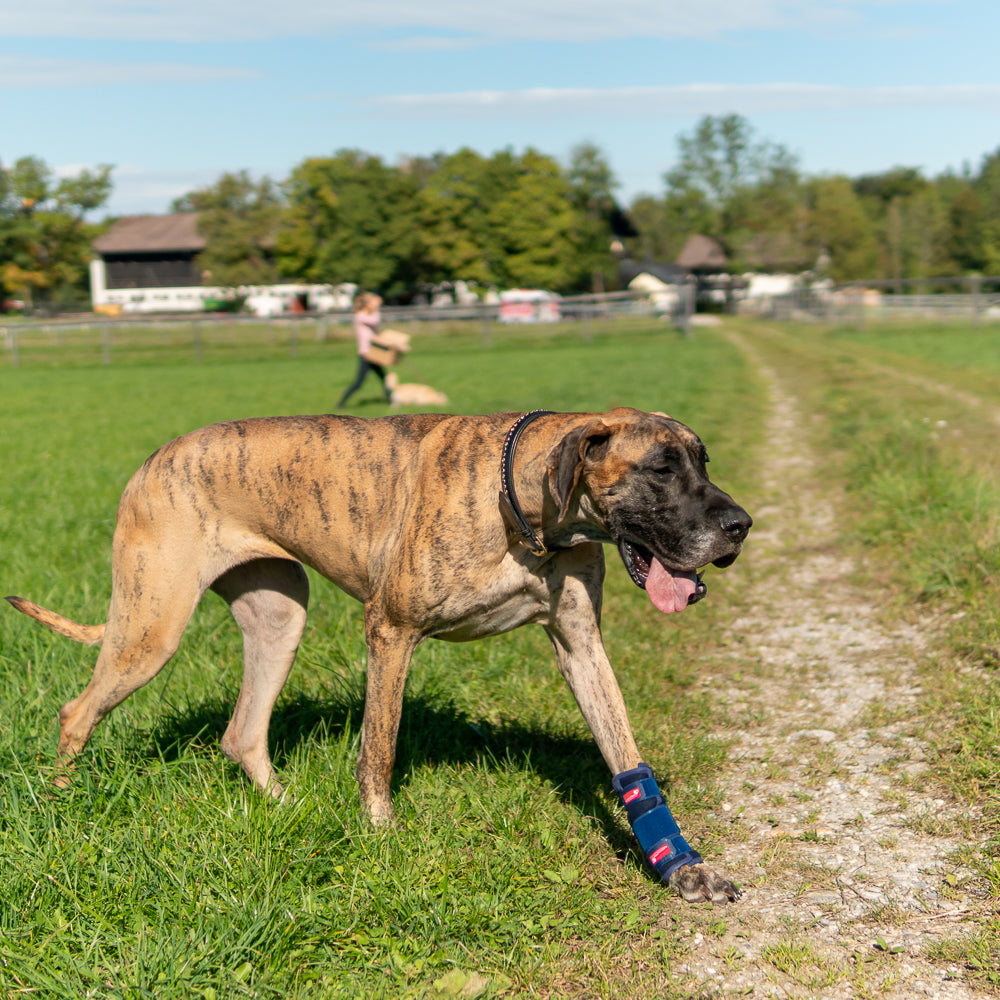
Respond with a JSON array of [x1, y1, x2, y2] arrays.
[[7, 407, 751, 902]]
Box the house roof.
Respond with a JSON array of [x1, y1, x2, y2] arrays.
[[619, 258, 689, 286], [676, 234, 727, 272], [93, 213, 205, 254]]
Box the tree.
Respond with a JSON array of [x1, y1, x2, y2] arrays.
[[851, 168, 952, 281], [652, 114, 808, 270], [970, 148, 1000, 273], [566, 142, 621, 292], [625, 196, 683, 262], [173, 171, 283, 287], [0, 157, 112, 311], [416, 146, 594, 293], [487, 148, 579, 290], [416, 147, 511, 287], [805, 176, 880, 281], [946, 186, 986, 272], [277, 151, 422, 300]]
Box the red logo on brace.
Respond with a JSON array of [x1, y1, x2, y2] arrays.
[[623, 787, 642, 804], [649, 844, 673, 866]]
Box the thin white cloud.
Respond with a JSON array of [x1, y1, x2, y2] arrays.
[[0, 0, 890, 43], [361, 82, 1000, 118], [0, 54, 258, 88], [100, 165, 229, 215], [370, 35, 481, 53]]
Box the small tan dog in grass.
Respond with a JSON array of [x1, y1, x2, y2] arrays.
[[385, 371, 449, 407]]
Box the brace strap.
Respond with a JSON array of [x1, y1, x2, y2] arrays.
[[612, 762, 703, 882]]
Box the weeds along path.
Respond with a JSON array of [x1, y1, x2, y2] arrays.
[[680, 323, 991, 998]]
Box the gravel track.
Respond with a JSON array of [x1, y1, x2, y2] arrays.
[[673, 328, 993, 998]]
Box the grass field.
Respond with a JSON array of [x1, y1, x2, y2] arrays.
[[1, 316, 998, 997], [0, 321, 764, 998]]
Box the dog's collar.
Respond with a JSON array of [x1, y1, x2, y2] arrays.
[[498, 409, 555, 556]]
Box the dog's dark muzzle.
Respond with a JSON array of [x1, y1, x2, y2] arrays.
[[712, 506, 753, 567]]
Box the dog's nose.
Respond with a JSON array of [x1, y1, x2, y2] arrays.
[[721, 508, 752, 542]]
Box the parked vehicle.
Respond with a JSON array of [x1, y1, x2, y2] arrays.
[[498, 289, 561, 323]]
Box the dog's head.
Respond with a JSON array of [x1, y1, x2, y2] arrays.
[[546, 407, 752, 614]]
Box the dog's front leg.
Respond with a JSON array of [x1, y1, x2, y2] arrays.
[[355, 612, 420, 827], [545, 569, 740, 903]]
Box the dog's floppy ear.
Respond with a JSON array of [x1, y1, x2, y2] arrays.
[[546, 418, 613, 520]]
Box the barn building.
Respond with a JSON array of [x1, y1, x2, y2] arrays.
[[90, 214, 209, 313], [89, 213, 352, 315]]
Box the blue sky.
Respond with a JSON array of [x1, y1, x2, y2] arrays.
[[4, 0, 1000, 218]]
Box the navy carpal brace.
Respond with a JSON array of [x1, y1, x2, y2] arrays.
[[612, 763, 702, 882]]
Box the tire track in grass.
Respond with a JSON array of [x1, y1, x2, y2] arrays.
[[867, 362, 1000, 428], [675, 325, 991, 999]]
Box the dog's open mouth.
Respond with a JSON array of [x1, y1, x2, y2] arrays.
[[617, 539, 707, 615]]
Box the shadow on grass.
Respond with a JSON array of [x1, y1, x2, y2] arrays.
[[140, 683, 643, 863]]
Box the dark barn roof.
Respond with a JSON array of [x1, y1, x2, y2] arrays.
[[93, 213, 205, 255], [676, 234, 727, 272]]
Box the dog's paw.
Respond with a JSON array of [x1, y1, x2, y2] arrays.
[[669, 862, 742, 903], [362, 799, 400, 830]]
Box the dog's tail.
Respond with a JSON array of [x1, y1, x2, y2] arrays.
[[5, 596, 106, 646]]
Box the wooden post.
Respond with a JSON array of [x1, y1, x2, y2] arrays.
[[680, 279, 695, 338]]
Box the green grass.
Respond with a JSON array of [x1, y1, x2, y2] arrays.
[[0, 320, 763, 999], [4, 315, 1000, 996]]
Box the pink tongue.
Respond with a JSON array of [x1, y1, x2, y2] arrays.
[[646, 558, 697, 614]]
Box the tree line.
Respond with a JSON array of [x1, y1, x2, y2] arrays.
[[5, 114, 1000, 311]]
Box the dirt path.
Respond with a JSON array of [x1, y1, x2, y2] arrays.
[[675, 327, 991, 997]]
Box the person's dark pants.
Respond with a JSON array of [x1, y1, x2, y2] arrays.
[[338, 357, 390, 407]]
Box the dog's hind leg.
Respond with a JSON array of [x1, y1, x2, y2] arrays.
[[55, 566, 204, 780], [212, 558, 309, 799]]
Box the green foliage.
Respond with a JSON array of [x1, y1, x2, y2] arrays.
[[566, 141, 623, 292], [276, 150, 424, 300], [925, 919, 1000, 990], [805, 175, 880, 281], [172, 170, 283, 288], [487, 148, 579, 290], [416, 147, 504, 287], [22, 122, 1000, 319], [0, 156, 112, 311], [624, 116, 1000, 282], [653, 114, 810, 272]]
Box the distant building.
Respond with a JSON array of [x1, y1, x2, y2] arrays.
[[618, 258, 690, 312], [89, 213, 352, 315], [675, 234, 728, 274], [90, 214, 206, 313], [675, 235, 747, 309]]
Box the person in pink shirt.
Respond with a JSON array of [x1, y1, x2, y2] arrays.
[[337, 291, 391, 407]]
